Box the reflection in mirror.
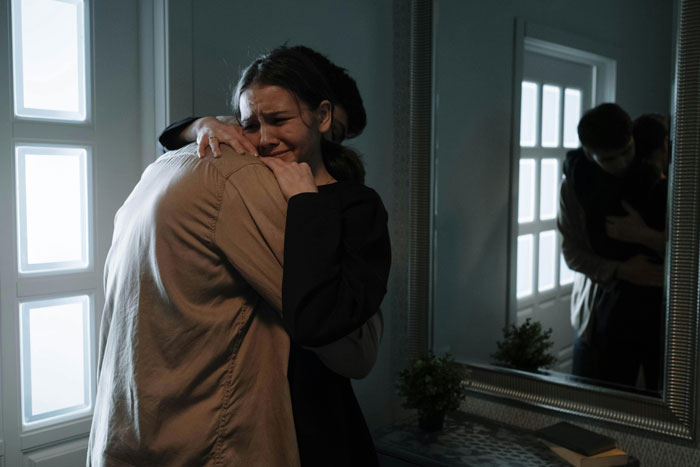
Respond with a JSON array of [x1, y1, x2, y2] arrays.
[[432, 0, 676, 398]]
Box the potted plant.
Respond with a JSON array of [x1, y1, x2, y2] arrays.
[[491, 318, 557, 372], [396, 352, 468, 431]]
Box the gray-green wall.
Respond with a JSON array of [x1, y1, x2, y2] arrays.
[[179, 0, 397, 427]]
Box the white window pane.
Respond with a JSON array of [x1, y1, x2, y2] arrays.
[[12, 0, 87, 120], [560, 253, 575, 286], [20, 295, 92, 427], [518, 159, 536, 223], [538, 230, 556, 292], [539, 158, 559, 220], [16, 145, 90, 273], [520, 81, 538, 147], [564, 88, 582, 148], [541, 85, 561, 148], [517, 234, 534, 298]]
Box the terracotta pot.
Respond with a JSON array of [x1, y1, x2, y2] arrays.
[[418, 411, 445, 432]]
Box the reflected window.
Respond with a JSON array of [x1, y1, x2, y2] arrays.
[[539, 159, 559, 220], [563, 88, 582, 148], [541, 85, 561, 148], [517, 234, 534, 298], [560, 253, 575, 286], [538, 230, 556, 292], [520, 81, 538, 147], [518, 159, 536, 223]]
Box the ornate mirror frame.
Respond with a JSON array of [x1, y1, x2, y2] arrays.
[[406, 0, 699, 439]]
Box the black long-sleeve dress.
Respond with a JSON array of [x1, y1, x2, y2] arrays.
[[159, 119, 392, 466], [285, 183, 391, 466]]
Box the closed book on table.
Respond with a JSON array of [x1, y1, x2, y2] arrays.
[[536, 422, 616, 456], [542, 441, 629, 467]]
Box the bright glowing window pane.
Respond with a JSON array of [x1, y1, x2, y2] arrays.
[[12, 0, 86, 120], [20, 295, 91, 426], [539, 159, 559, 220], [538, 230, 556, 292], [560, 253, 575, 286], [520, 81, 538, 147], [541, 85, 561, 148], [517, 234, 534, 298], [16, 145, 90, 273], [563, 88, 582, 148], [518, 159, 536, 223]]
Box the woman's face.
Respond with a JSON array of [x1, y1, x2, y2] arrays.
[[239, 84, 331, 166]]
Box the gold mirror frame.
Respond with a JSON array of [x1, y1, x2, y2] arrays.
[[406, 0, 699, 439]]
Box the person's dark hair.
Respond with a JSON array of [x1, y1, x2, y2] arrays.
[[289, 46, 367, 139], [232, 45, 365, 182], [633, 114, 668, 162], [577, 103, 632, 152]]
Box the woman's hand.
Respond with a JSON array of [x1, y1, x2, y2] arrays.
[[259, 157, 318, 200], [616, 254, 664, 287], [605, 201, 648, 244], [186, 117, 259, 158], [606, 201, 666, 256]]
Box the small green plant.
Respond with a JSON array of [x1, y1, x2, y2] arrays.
[[396, 352, 468, 429], [491, 318, 557, 372]]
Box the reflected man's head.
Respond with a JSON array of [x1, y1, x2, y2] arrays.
[[633, 113, 670, 179], [578, 103, 634, 177]]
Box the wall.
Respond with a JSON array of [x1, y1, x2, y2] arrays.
[[432, 0, 674, 363], [169, 0, 397, 427]]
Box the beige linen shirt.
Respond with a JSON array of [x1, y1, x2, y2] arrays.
[[558, 177, 620, 341], [88, 144, 299, 466]]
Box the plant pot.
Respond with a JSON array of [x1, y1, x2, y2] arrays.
[[418, 411, 445, 432]]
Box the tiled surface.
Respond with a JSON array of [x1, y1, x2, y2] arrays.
[[460, 396, 700, 467], [375, 412, 640, 466]]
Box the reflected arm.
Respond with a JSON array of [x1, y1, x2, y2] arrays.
[[558, 178, 620, 286]]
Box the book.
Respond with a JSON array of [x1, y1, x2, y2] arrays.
[[535, 422, 616, 456], [542, 441, 629, 467]]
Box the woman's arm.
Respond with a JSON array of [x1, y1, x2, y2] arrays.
[[307, 311, 383, 379], [158, 116, 258, 156], [159, 116, 200, 150], [282, 184, 392, 347]]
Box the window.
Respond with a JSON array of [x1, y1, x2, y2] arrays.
[[15, 144, 91, 274], [20, 295, 92, 427], [11, 0, 87, 121]]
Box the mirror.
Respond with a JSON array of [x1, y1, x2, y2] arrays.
[[432, 0, 675, 394], [405, 0, 699, 439]]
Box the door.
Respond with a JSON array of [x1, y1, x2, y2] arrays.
[[514, 42, 598, 372]]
